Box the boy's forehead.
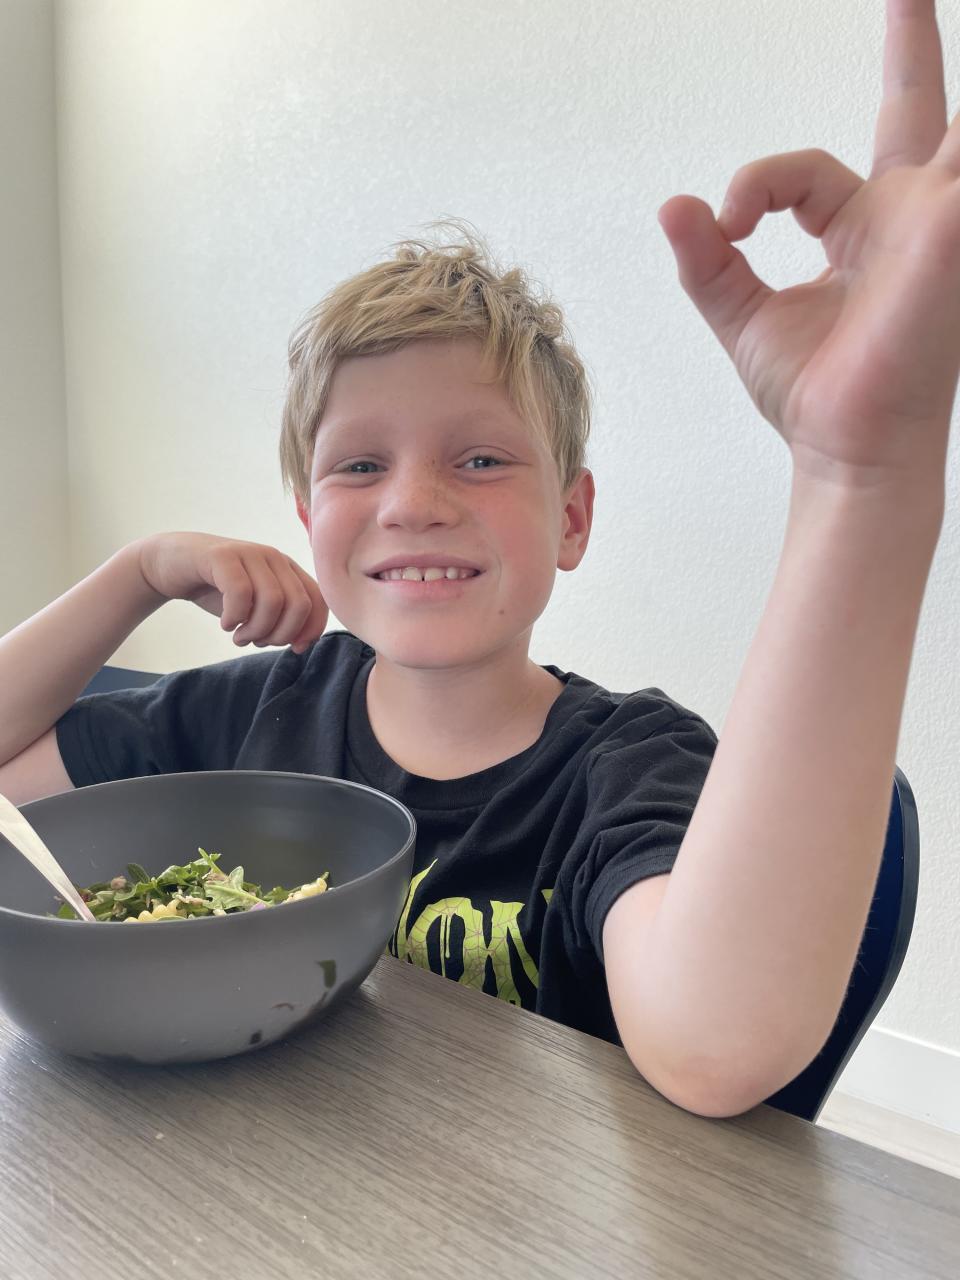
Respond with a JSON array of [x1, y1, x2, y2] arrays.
[[320, 340, 519, 425]]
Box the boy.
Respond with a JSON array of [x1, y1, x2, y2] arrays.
[[1, 0, 957, 1118]]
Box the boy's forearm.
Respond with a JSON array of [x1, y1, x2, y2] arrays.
[[0, 541, 165, 766], [621, 464, 943, 1114]]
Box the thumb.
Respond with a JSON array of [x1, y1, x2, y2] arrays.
[[658, 194, 772, 361]]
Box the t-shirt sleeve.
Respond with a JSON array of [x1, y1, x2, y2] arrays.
[[575, 712, 718, 963], [55, 651, 281, 788]]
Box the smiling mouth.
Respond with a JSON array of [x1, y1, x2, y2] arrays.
[[371, 567, 482, 583]]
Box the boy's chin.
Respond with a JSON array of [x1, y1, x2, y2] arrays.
[[370, 639, 490, 671], [355, 622, 520, 672]]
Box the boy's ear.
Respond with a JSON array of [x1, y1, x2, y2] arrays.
[[557, 468, 595, 572], [295, 495, 311, 537]]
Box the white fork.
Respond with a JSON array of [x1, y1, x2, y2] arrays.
[[0, 791, 97, 922]]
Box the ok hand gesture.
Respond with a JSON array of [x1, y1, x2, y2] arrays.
[[659, 0, 960, 489]]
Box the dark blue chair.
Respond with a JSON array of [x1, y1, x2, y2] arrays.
[[764, 766, 919, 1121], [80, 665, 164, 698], [81, 666, 919, 1123]]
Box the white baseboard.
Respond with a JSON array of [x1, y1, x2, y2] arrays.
[[818, 1092, 960, 1178], [831, 1025, 960, 1135]]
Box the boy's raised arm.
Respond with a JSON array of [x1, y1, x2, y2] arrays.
[[603, 0, 958, 1116]]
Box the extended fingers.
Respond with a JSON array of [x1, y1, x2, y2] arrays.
[[873, 0, 948, 177]]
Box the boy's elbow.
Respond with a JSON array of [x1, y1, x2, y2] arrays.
[[626, 1051, 765, 1119], [621, 1032, 826, 1120], [645, 1067, 771, 1119]]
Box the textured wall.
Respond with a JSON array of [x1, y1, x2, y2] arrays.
[[52, 1, 960, 1065], [0, 0, 69, 632]]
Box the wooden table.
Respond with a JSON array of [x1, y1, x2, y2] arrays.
[[1, 955, 957, 1279]]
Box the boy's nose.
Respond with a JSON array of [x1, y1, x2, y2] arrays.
[[375, 465, 461, 532]]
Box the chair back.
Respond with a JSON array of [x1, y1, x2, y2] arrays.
[[764, 767, 919, 1121], [80, 665, 163, 698]]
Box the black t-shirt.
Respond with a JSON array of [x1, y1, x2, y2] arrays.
[[56, 631, 717, 1045]]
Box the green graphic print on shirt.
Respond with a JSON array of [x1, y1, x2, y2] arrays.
[[387, 860, 554, 1008]]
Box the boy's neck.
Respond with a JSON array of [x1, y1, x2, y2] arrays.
[[364, 644, 564, 781]]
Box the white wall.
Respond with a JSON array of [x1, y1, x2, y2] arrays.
[[36, 0, 960, 1123], [0, 0, 69, 632]]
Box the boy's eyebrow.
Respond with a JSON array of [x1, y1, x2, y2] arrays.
[[322, 408, 519, 436]]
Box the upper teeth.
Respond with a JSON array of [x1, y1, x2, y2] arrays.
[[378, 566, 476, 582]]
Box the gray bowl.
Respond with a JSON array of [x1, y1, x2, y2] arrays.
[[0, 771, 415, 1063]]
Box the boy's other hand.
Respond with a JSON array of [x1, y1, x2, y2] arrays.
[[136, 533, 329, 654], [658, 0, 959, 491]]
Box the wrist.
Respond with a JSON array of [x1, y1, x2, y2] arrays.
[[788, 456, 945, 553], [118, 538, 168, 612], [791, 424, 946, 492]]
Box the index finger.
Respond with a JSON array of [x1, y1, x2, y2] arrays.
[[871, 0, 948, 178]]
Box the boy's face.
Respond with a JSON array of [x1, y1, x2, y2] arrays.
[[296, 337, 593, 670]]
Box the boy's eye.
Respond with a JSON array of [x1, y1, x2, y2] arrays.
[[462, 455, 502, 470], [331, 455, 503, 476], [339, 460, 381, 474]]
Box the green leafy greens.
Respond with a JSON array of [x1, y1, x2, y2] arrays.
[[55, 848, 329, 922]]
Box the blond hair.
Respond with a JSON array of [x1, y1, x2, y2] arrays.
[[278, 218, 591, 507]]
